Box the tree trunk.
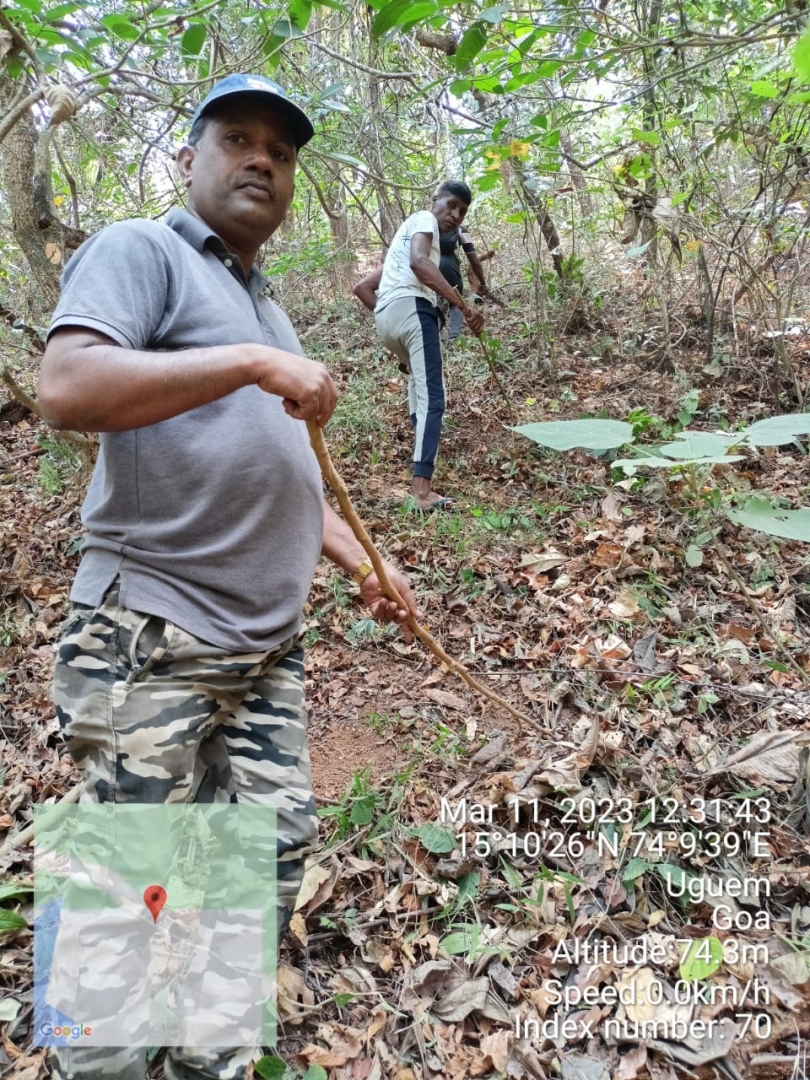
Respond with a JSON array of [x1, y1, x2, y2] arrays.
[[328, 196, 358, 295], [0, 75, 88, 316], [560, 129, 592, 216], [518, 169, 565, 279]]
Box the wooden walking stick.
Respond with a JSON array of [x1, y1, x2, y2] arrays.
[[306, 422, 546, 732], [454, 290, 514, 424]]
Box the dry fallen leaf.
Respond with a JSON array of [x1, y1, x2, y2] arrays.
[[771, 952, 810, 986], [424, 688, 466, 710], [608, 590, 640, 619], [299, 1023, 364, 1068], [521, 549, 569, 572], [615, 1045, 648, 1080], [708, 729, 810, 788], [276, 963, 315, 1023], [601, 489, 622, 522], [432, 977, 489, 1021], [44, 83, 78, 125], [480, 1030, 511, 1072], [561, 1053, 610, 1080], [294, 856, 338, 914], [0, 30, 14, 62]]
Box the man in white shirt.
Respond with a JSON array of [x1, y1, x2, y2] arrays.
[[354, 182, 485, 510]]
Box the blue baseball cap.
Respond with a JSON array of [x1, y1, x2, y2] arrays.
[[191, 74, 314, 149]]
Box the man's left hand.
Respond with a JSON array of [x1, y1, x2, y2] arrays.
[[360, 561, 419, 643]]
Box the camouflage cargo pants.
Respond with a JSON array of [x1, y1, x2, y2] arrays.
[[48, 583, 318, 1080]]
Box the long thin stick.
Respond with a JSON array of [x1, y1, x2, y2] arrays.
[[307, 422, 546, 731], [454, 291, 514, 423]]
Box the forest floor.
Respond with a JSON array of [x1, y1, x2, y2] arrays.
[[1, 290, 810, 1080]]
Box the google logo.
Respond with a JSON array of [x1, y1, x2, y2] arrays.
[[40, 1023, 92, 1039]]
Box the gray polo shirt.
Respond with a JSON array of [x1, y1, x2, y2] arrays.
[[48, 208, 324, 652]]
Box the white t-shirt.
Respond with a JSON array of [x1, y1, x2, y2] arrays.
[[375, 210, 439, 313]]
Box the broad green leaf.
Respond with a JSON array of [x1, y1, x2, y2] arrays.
[[793, 24, 810, 83], [45, 1, 78, 20], [325, 151, 367, 169], [99, 15, 139, 40], [741, 414, 810, 447], [660, 432, 741, 458], [289, 0, 313, 31], [456, 870, 480, 905], [479, 5, 507, 23], [455, 23, 488, 70], [302, 1067, 328, 1080], [633, 128, 661, 146], [319, 98, 350, 113], [685, 545, 704, 567], [440, 930, 474, 954], [535, 60, 562, 78], [412, 823, 457, 854], [655, 863, 699, 900], [679, 936, 724, 981], [621, 858, 651, 885], [626, 240, 652, 258], [254, 1057, 286, 1080], [263, 35, 286, 63], [614, 454, 745, 473], [749, 80, 779, 98], [475, 172, 501, 192], [0, 884, 33, 903], [349, 794, 375, 826], [270, 18, 299, 39], [505, 71, 545, 90], [11, 0, 42, 13], [0, 910, 27, 932], [727, 499, 810, 543], [513, 419, 633, 451], [500, 858, 523, 890], [181, 24, 206, 56], [372, 0, 436, 37], [450, 78, 470, 95]]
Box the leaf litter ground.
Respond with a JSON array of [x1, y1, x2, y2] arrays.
[[1, 304, 810, 1080]]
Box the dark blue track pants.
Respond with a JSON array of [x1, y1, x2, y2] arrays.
[[374, 296, 445, 479]]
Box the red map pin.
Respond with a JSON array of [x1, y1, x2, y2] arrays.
[[143, 884, 167, 923]]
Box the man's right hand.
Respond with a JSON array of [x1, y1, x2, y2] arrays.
[[257, 352, 337, 427], [464, 306, 486, 336]]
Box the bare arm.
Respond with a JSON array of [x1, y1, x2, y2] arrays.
[[321, 502, 418, 637], [410, 233, 485, 335], [38, 328, 337, 432], [466, 251, 488, 294], [353, 265, 383, 312]]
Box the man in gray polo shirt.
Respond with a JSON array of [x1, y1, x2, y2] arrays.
[[38, 74, 416, 1080]]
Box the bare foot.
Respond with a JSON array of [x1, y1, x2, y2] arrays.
[[413, 493, 454, 510], [411, 478, 454, 509]]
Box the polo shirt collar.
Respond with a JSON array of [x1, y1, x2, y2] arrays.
[[165, 207, 270, 292]]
